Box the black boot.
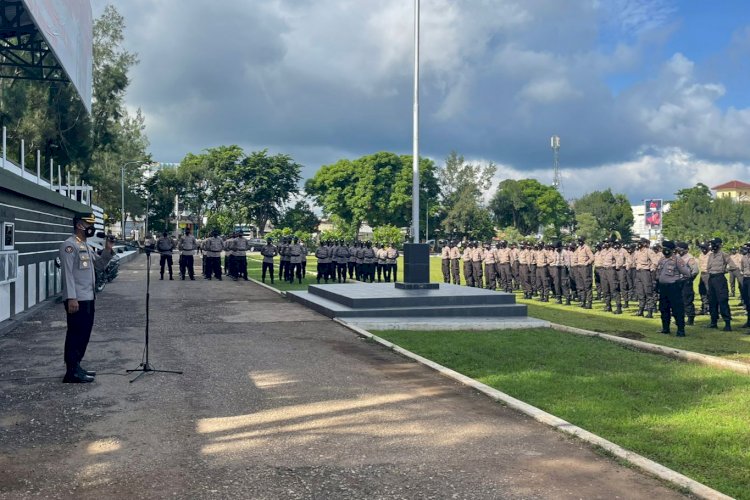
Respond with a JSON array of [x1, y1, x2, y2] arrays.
[[603, 304, 612, 312], [659, 327, 670, 334], [723, 321, 732, 332], [707, 322, 718, 329], [614, 305, 622, 315], [676, 330, 686, 337], [686, 316, 695, 326], [635, 307, 644, 317]]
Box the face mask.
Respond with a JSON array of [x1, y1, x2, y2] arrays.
[[663, 249, 673, 257], [79, 224, 95, 238]]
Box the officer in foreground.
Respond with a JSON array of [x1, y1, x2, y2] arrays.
[[655, 240, 692, 337], [178, 228, 198, 280], [705, 237, 737, 331], [59, 212, 115, 383]]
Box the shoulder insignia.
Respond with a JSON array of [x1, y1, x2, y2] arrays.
[[65, 246, 74, 253]]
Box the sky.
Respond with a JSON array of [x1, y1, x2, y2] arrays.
[[91, 0, 750, 204]]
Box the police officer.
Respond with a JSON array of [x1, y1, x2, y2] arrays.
[[376, 243, 387, 282], [385, 242, 399, 282], [157, 230, 175, 280], [202, 229, 224, 280], [260, 237, 277, 283], [705, 238, 737, 331], [462, 242, 474, 287], [697, 241, 710, 315], [483, 242, 497, 290], [449, 240, 461, 285], [574, 236, 594, 309], [518, 242, 531, 299], [288, 237, 303, 283], [336, 239, 351, 283], [496, 241, 512, 293], [655, 241, 693, 337], [440, 241, 451, 283], [315, 240, 331, 284], [232, 231, 249, 281], [362, 241, 376, 283], [676, 241, 699, 325], [347, 241, 357, 280], [59, 212, 115, 383], [178, 228, 198, 280], [471, 241, 484, 288], [740, 243, 750, 329], [549, 242, 564, 303], [634, 238, 658, 317]]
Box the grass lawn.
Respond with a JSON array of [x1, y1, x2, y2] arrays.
[[243, 254, 750, 362], [373, 328, 750, 499]]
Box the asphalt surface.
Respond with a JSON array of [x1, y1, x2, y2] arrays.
[[0, 257, 686, 499]]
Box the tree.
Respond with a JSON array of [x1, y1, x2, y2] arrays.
[[490, 179, 573, 235], [573, 189, 634, 240], [372, 225, 404, 247], [438, 151, 497, 240], [306, 152, 439, 236], [574, 212, 607, 242], [276, 200, 320, 234], [143, 168, 182, 234]]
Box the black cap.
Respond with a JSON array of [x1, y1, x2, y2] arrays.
[[74, 212, 96, 224], [676, 241, 689, 250], [711, 237, 723, 246], [662, 240, 676, 250]]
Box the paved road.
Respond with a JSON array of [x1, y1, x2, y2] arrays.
[[0, 257, 684, 499]]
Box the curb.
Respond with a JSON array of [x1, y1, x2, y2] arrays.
[[549, 323, 750, 376], [248, 277, 286, 297], [334, 318, 732, 500]]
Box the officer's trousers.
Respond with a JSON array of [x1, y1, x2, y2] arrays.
[[484, 263, 497, 290], [742, 277, 750, 319], [339, 262, 349, 282], [577, 265, 593, 305], [682, 278, 696, 319], [708, 273, 731, 323], [498, 263, 512, 292], [699, 273, 709, 313], [387, 263, 397, 282], [512, 262, 520, 289], [179, 255, 194, 279], [262, 261, 274, 282], [377, 263, 385, 282], [441, 259, 451, 283], [635, 269, 654, 311], [64, 300, 95, 372], [160, 254, 173, 278], [529, 264, 537, 293], [317, 262, 329, 282], [549, 266, 562, 298], [451, 260, 460, 284], [289, 262, 302, 283], [519, 264, 531, 295], [617, 268, 630, 304], [206, 256, 222, 279], [600, 268, 620, 308], [659, 282, 685, 332], [560, 267, 571, 299], [348, 262, 356, 279], [472, 262, 483, 287], [278, 260, 286, 280], [535, 266, 550, 298], [730, 269, 740, 295], [234, 256, 247, 279], [463, 261, 474, 287]]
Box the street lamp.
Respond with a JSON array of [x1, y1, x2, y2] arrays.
[[121, 160, 145, 240]]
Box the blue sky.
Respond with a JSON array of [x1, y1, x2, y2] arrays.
[[93, 0, 750, 203]]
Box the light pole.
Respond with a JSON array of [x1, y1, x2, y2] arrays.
[[411, 0, 420, 244], [121, 160, 144, 240]]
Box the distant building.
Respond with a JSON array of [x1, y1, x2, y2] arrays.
[[711, 180, 750, 203]]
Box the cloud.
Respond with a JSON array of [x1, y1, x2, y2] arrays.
[[91, 0, 750, 202]]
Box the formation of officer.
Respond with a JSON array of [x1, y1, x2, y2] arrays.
[[58, 212, 115, 383], [446, 236, 747, 335]]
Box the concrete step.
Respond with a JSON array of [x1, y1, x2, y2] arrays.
[[287, 290, 527, 319], [308, 282, 516, 309]]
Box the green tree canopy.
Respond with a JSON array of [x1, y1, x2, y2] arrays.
[[490, 179, 573, 235], [573, 189, 634, 240], [276, 200, 320, 234], [306, 152, 439, 237], [438, 151, 496, 240]]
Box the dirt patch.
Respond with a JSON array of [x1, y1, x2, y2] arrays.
[[612, 331, 646, 340]]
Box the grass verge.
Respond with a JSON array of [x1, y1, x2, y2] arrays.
[[373, 328, 750, 499]]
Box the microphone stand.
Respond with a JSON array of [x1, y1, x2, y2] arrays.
[[127, 248, 183, 383]]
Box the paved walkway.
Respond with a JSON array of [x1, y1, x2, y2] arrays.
[[0, 257, 684, 499]]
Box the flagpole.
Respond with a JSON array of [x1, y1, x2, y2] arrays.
[[411, 0, 420, 243]]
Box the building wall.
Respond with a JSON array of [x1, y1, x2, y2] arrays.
[[0, 167, 90, 324]]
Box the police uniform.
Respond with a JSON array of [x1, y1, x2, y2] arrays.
[[441, 244, 451, 283], [347, 243, 357, 280], [655, 241, 693, 336], [705, 238, 737, 330], [362, 244, 376, 283], [634, 241, 658, 317], [462, 245, 474, 287], [449, 243, 461, 285], [232, 234, 249, 280], [178, 232, 198, 280], [677, 242, 699, 325], [336, 242, 351, 282], [574, 240, 594, 308], [496, 242, 512, 293], [740, 246, 750, 328], [156, 233, 175, 280], [59, 213, 114, 383], [471, 244, 484, 287], [203, 233, 224, 279], [376, 245, 387, 282], [385, 244, 399, 282], [315, 242, 331, 283], [518, 244, 531, 298], [260, 240, 278, 283], [483, 244, 497, 290]]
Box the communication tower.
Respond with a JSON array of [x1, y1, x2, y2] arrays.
[[551, 135, 562, 193]]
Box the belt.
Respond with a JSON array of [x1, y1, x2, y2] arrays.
[[709, 273, 726, 277]]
